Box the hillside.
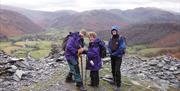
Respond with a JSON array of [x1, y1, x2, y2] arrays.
[[0, 9, 43, 37], [122, 23, 180, 47], [1, 5, 180, 47], [2, 5, 180, 31]]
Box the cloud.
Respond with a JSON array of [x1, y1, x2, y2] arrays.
[[1, 0, 180, 12]]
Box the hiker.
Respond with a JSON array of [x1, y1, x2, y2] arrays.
[[86, 32, 105, 87], [108, 25, 126, 91], [64, 31, 87, 91]]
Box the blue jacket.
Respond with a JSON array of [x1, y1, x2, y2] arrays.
[[65, 32, 83, 63], [108, 36, 126, 57], [86, 38, 105, 71]]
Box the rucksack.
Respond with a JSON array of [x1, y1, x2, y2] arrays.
[[99, 43, 107, 58], [61, 32, 72, 51], [119, 36, 126, 54], [95, 41, 107, 58]]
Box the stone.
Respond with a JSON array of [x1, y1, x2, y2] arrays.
[[13, 70, 25, 81], [16, 61, 30, 68], [157, 62, 164, 68], [163, 65, 170, 70], [0, 78, 4, 82], [7, 65, 18, 73], [149, 60, 159, 66], [131, 80, 141, 86], [173, 70, 180, 75], [169, 66, 177, 71], [56, 56, 64, 62], [102, 57, 111, 62], [10, 57, 24, 62]]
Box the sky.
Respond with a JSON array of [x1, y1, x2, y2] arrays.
[[1, 0, 180, 12]]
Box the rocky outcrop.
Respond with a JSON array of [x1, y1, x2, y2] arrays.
[[121, 55, 180, 88], [47, 44, 65, 62], [0, 50, 66, 91]]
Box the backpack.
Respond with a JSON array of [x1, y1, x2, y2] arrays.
[[99, 43, 107, 58], [95, 40, 107, 58], [61, 32, 72, 51], [119, 36, 126, 54]]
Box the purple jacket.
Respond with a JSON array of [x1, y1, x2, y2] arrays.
[[65, 32, 83, 62], [86, 38, 104, 71]]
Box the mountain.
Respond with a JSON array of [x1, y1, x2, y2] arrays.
[[2, 5, 180, 31], [1, 5, 52, 28], [1, 5, 180, 47], [0, 9, 43, 37], [122, 23, 180, 47], [48, 8, 180, 31]]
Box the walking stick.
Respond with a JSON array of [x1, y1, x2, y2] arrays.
[[78, 53, 84, 84], [80, 55, 83, 84], [84, 55, 87, 87]]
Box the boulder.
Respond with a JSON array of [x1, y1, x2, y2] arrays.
[[13, 70, 25, 81]]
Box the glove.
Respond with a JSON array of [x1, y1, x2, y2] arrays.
[[90, 60, 94, 66]]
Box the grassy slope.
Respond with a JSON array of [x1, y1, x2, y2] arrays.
[[127, 45, 180, 59], [0, 31, 65, 59]]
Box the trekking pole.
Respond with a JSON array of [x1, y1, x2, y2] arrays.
[[81, 55, 84, 84], [78, 54, 84, 85], [84, 55, 87, 87]]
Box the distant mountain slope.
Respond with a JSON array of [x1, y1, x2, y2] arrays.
[[1, 5, 180, 47], [2, 5, 180, 31], [0, 9, 43, 37], [123, 23, 180, 47], [49, 8, 180, 31]]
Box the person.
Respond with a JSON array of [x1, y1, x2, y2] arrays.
[[108, 25, 126, 91], [86, 32, 105, 87], [65, 31, 87, 91]]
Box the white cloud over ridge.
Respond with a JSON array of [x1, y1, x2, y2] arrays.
[[1, 0, 180, 12]]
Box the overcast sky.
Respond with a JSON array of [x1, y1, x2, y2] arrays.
[[1, 0, 180, 12]]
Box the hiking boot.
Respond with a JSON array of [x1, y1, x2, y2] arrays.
[[114, 87, 120, 91], [109, 81, 115, 85], [76, 82, 83, 87], [76, 82, 87, 91], [78, 86, 87, 91], [65, 73, 74, 83]]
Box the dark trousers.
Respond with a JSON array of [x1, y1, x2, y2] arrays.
[[67, 59, 83, 86], [111, 56, 122, 87], [90, 71, 99, 86]]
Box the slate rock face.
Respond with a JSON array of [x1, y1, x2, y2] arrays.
[[0, 50, 66, 90], [120, 55, 180, 88], [0, 48, 180, 90]]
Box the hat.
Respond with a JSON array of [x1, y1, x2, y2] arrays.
[[112, 25, 120, 31]]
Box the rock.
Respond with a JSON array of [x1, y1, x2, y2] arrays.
[[13, 70, 25, 81], [149, 60, 159, 66], [0, 78, 4, 82], [163, 65, 170, 70], [16, 61, 30, 68], [163, 57, 171, 63], [157, 62, 164, 68], [156, 72, 164, 76], [56, 56, 64, 62], [102, 57, 111, 63], [173, 70, 180, 75], [10, 57, 24, 62], [131, 80, 141, 86], [7, 65, 18, 73], [169, 66, 177, 71]]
